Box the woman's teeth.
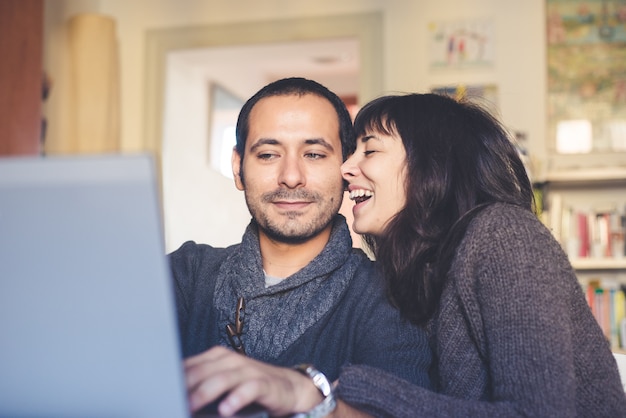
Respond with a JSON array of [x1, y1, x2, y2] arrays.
[[349, 189, 373, 203]]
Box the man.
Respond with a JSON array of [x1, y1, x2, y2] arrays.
[[168, 78, 431, 414]]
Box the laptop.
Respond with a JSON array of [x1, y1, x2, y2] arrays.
[[0, 154, 267, 418]]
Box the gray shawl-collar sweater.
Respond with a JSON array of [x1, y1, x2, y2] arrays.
[[337, 203, 626, 417], [169, 215, 431, 386]]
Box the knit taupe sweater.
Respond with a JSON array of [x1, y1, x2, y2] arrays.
[[337, 203, 626, 417]]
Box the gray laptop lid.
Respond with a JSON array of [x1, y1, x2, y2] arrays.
[[0, 154, 189, 418]]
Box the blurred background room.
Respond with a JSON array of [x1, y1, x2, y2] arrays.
[[2, 3, 626, 354]]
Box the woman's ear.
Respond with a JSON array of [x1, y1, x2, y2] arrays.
[[231, 147, 245, 190]]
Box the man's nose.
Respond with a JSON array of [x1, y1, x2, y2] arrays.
[[277, 155, 305, 188]]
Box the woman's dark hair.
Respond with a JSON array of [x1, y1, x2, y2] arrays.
[[235, 77, 355, 161], [353, 93, 534, 326]]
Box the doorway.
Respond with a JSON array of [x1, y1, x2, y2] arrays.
[[144, 13, 382, 251]]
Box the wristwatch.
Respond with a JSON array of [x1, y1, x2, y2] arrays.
[[292, 364, 337, 418]]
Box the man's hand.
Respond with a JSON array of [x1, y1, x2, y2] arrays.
[[184, 346, 323, 416]]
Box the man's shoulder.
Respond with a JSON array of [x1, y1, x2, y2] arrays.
[[170, 240, 237, 255], [349, 247, 376, 268], [168, 240, 239, 271], [344, 248, 384, 289]]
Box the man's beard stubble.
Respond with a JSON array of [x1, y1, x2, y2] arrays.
[[245, 188, 341, 244]]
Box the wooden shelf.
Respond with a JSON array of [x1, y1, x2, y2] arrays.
[[543, 167, 626, 185], [571, 258, 626, 271]]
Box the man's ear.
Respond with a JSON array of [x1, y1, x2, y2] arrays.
[[231, 148, 244, 191]]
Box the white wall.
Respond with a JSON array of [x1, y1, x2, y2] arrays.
[[383, 0, 547, 167], [161, 52, 252, 251], [44, 0, 548, 250]]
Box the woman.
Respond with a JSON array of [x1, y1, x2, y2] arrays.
[[336, 93, 626, 417]]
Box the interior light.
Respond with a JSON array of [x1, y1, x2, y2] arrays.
[[556, 119, 592, 154]]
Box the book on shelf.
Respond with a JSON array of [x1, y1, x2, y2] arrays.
[[583, 280, 626, 350], [543, 193, 626, 261], [541, 190, 626, 350]]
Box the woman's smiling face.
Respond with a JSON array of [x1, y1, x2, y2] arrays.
[[341, 129, 408, 237]]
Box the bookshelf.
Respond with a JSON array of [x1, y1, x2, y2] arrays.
[[544, 167, 626, 184], [539, 167, 626, 265], [537, 167, 626, 351], [571, 258, 626, 271]]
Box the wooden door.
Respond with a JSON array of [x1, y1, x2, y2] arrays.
[[0, 0, 43, 156]]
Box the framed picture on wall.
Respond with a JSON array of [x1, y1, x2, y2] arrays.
[[428, 18, 495, 69]]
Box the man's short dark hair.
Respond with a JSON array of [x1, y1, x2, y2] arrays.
[[235, 77, 355, 162]]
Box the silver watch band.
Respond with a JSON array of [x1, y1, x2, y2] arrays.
[[292, 364, 336, 418]]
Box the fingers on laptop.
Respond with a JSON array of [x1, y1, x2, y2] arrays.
[[184, 346, 322, 416]]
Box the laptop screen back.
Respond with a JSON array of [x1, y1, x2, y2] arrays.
[[0, 154, 189, 418]]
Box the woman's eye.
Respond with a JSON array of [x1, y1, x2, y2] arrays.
[[364, 150, 377, 156]]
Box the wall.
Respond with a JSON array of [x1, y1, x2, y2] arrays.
[[45, 0, 546, 157], [43, 0, 547, 249], [161, 51, 252, 250], [155, 19, 376, 251]]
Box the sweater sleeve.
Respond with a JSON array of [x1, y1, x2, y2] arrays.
[[337, 364, 508, 418]]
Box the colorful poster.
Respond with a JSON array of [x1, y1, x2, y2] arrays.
[[546, 0, 626, 154], [429, 19, 495, 69]]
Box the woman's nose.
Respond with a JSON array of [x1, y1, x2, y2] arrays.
[[341, 154, 359, 180]]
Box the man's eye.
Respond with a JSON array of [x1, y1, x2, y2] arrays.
[[305, 152, 325, 160], [257, 152, 278, 160]]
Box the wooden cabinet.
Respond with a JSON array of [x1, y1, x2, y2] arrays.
[[0, 0, 44, 156]]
